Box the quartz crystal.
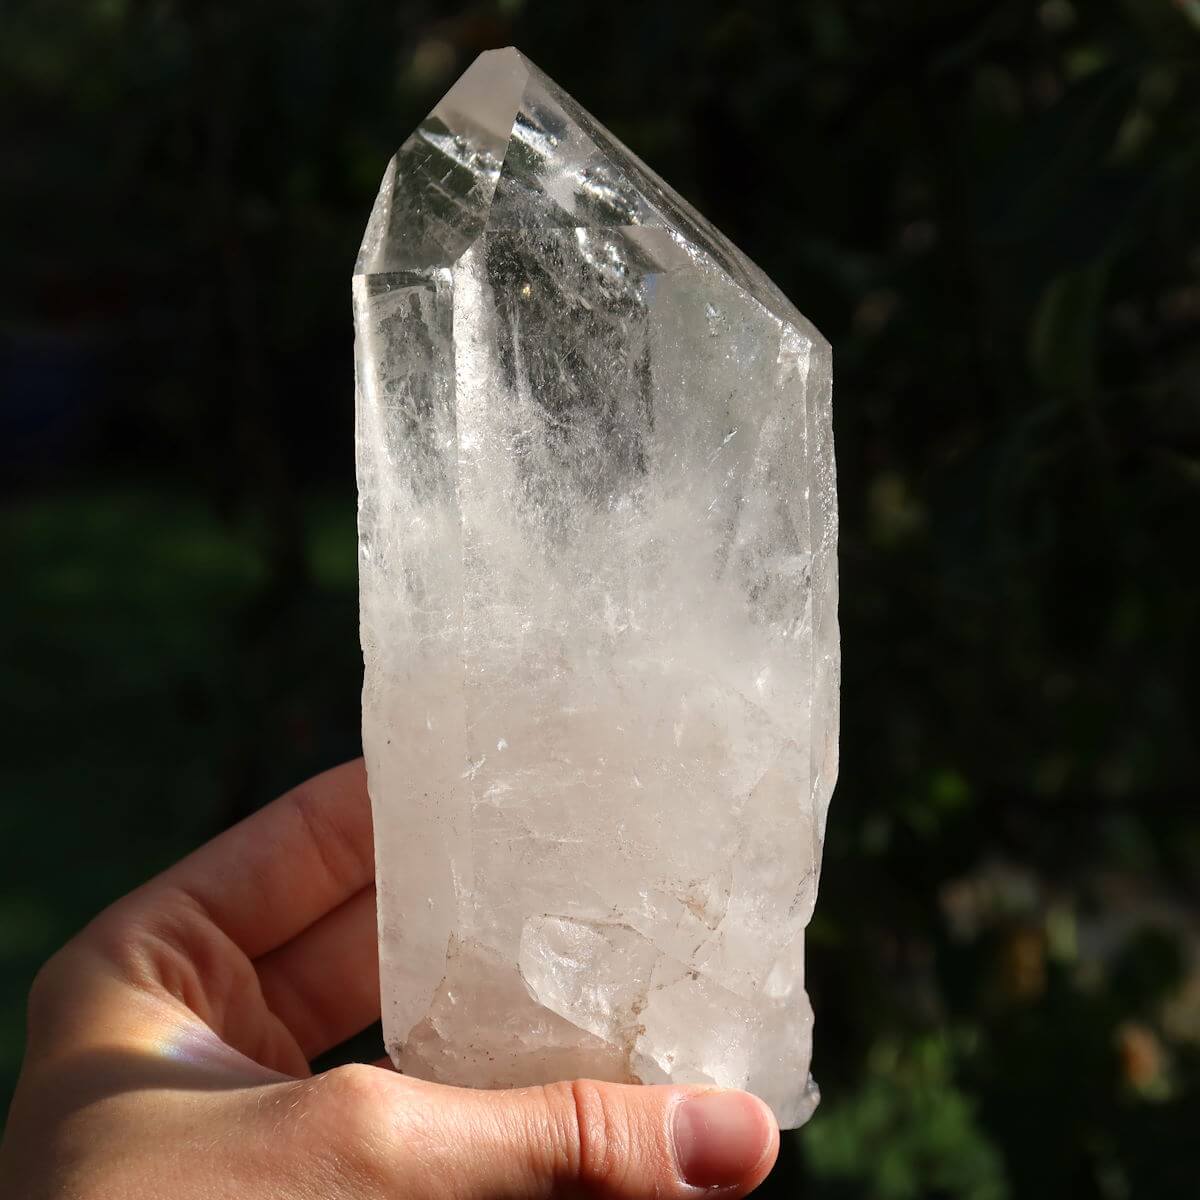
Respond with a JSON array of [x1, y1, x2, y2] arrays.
[[354, 47, 838, 1128]]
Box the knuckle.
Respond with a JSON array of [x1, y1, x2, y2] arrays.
[[299, 1066, 399, 1192], [320, 1061, 393, 1119], [553, 1078, 635, 1192]]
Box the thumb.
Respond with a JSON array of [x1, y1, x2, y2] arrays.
[[423, 1078, 779, 1199]]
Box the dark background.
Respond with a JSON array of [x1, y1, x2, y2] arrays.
[[3, 1, 1199, 1195]]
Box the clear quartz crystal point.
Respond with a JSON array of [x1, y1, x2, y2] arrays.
[[354, 47, 837, 1129]]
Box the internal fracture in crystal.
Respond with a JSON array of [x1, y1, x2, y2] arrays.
[[354, 47, 838, 1129]]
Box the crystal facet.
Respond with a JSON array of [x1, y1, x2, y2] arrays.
[[354, 47, 838, 1128]]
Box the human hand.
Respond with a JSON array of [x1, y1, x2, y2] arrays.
[[0, 760, 779, 1198]]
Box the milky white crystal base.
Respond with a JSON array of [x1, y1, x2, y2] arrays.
[[355, 48, 837, 1128]]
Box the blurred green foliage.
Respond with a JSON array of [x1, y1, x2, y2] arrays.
[[2, 1, 1199, 1196]]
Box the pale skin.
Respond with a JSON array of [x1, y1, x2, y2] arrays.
[[0, 759, 779, 1199]]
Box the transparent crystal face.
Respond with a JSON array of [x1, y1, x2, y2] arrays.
[[355, 48, 837, 1128]]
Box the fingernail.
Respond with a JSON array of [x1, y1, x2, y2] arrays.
[[672, 1090, 773, 1188]]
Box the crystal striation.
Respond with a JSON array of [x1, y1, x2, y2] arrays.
[[354, 47, 838, 1128]]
